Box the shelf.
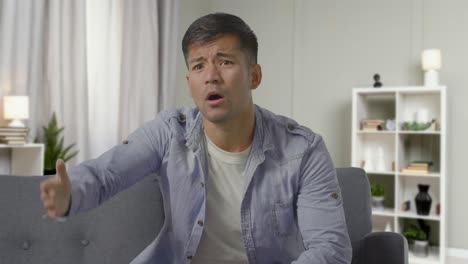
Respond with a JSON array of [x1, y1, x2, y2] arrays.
[[398, 211, 441, 221], [357, 130, 396, 134], [399, 172, 441, 178], [399, 130, 441, 135], [366, 170, 395, 176], [0, 144, 44, 175], [409, 246, 440, 264], [353, 86, 444, 94], [352, 86, 446, 263], [0, 143, 43, 149], [372, 207, 395, 217]]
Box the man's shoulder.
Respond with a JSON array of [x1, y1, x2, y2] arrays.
[[257, 106, 323, 159], [141, 107, 199, 136], [156, 106, 199, 123], [257, 105, 318, 145]]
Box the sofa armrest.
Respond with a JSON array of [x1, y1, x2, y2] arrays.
[[361, 232, 408, 264]]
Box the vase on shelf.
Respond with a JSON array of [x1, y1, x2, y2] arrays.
[[414, 240, 429, 257], [415, 184, 432, 215]]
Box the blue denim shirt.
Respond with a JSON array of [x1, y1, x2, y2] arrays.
[[67, 105, 352, 264]]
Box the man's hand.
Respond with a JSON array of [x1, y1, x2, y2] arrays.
[[40, 159, 71, 217]]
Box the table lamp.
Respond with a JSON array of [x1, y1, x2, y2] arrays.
[[422, 49, 441, 87], [3, 96, 29, 127]]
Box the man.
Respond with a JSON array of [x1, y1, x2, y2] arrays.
[[40, 13, 352, 263]]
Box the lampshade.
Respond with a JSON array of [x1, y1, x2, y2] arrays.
[[422, 49, 441, 71], [3, 96, 29, 127]]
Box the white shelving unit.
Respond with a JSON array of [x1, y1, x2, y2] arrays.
[[351, 86, 447, 264], [0, 143, 44, 176]]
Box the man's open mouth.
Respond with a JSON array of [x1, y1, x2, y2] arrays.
[[206, 92, 224, 101]]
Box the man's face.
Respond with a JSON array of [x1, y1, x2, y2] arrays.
[[186, 34, 261, 124]]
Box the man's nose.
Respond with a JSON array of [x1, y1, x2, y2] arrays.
[[204, 64, 221, 84]]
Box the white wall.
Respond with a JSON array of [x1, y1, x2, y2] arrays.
[[177, 0, 468, 249]]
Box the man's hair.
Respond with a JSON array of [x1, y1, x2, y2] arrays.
[[182, 13, 258, 66]]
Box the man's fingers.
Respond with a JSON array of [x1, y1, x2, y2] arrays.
[[47, 209, 56, 218], [40, 179, 59, 208], [48, 189, 55, 197], [44, 200, 55, 210], [40, 178, 59, 195], [56, 159, 70, 185], [40, 192, 48, 202], [40, 180, 50, 194]]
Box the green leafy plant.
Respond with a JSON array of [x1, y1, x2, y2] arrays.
[[403, 224, 428, 241], [42, 112, 79, 171], [402, 119, 435, 131], [370, 183, 385, 197]]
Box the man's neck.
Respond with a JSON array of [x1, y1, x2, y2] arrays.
[[203, 108, 255, 153]]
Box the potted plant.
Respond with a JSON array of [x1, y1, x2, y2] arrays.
[[370, 183, 385, 209], [403, 224, 429, 257], [41, 112, 79, 175]]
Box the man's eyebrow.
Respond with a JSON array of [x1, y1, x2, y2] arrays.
[[188, 52, 237, 64], [188, 56, 206, 64], [216, 52, 236, 59]]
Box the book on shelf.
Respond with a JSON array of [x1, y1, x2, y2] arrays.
[[0, 127, 29, 137], [0, 133, 27, 145], [0, 136, 25, 140], [407, 165, 429, 171], [410, 161, 433, 166], [400, 161, 433, 173], [409, 163, 429, 168], [0, 140, 26, 145], [400, 168, 429, 174], [360, 119, 385, 131], [362, 127, 380, 131], [0, 127, 29, 132]]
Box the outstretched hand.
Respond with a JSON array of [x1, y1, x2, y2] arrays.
[[40, 159, 71, 217]]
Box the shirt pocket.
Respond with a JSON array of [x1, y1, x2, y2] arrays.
[[271, 200, 295, 237]]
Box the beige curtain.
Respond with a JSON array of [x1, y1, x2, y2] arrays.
[[0, 0, 180, 164], [118, 0, 179, 140]]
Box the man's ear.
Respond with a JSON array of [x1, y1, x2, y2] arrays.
[[186, 74, 194, 98], [250, 64, 262, 90]]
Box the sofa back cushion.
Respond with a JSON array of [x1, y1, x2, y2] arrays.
[[0, 174, 164, 264], [336, 167, 372, 264]]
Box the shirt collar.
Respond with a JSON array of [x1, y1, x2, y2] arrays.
[[184, 105, 274, 155]]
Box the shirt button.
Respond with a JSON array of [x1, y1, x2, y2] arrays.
[[81, 239, 90, 247], [187, 255, 193, 260], [331, 192, 339, 200], [197, 220, 204, 226], [180, 114, 186, 122], [287, 124, 295, 130], [200, 182, 205, 188], [22, 241, 30, 250], [122, 139, 129, 144]]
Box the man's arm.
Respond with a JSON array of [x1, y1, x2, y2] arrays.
[[293, 136, 352, 264], [40, 115, 170, 217]]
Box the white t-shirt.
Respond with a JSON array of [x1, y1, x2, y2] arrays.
[[192, 135, 251, 264]]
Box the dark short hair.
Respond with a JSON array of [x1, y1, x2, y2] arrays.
[[182, 13, 258, 66]]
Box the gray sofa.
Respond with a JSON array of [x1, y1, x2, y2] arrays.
[[0, 174, 164, 264], [0, 168, 407, 264]]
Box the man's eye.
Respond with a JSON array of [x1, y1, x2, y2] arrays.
[[192, 64, 203, 71], [220, 60, 233, 66]]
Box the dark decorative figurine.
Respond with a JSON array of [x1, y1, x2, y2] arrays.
[[402, 200, 411, 211], [373, 74, 382, 88]]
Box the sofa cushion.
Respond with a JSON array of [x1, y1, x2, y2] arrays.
[[0, 174, 164, 264]]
